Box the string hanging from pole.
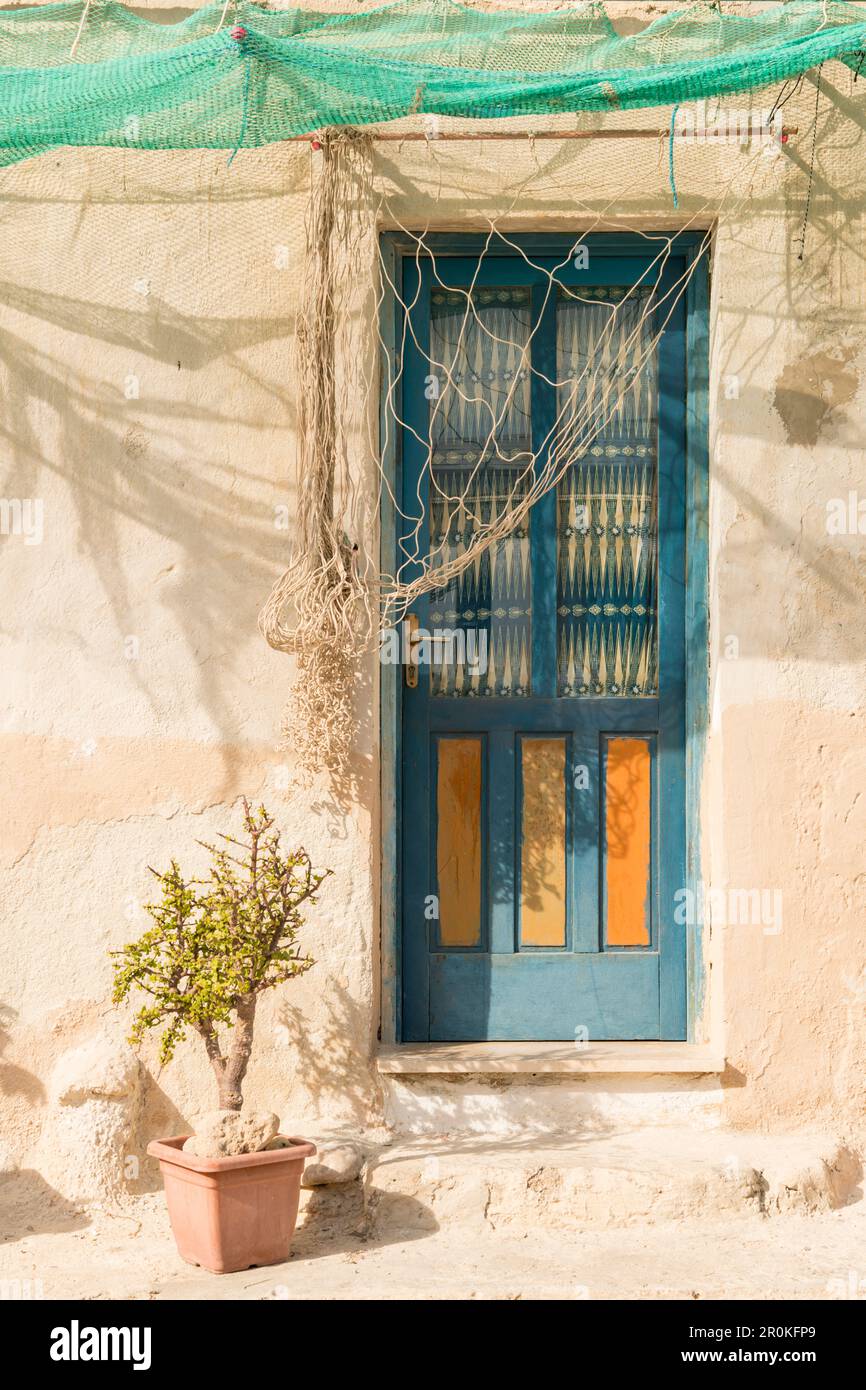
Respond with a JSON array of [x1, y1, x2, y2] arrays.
[[69, 0, 92, 60]]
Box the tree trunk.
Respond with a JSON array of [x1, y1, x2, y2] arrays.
[[217, 994, 257, 1113], [217, 1076, 244, 1112]]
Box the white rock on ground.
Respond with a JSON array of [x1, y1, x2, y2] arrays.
[[764, 1147, 863, 1213], [302, 1141, 365, 1187], [35, 1023, 143, 1204], [182, 1110, 280, 1158]]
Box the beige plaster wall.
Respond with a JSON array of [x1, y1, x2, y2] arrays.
[[0, 140, 384, 1179], [1, 5, 865, 1191]]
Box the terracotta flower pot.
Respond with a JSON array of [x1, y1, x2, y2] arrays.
[[147, 1134, 316, 1275]]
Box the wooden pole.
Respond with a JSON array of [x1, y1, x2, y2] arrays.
[[296, 126, 797, 145]]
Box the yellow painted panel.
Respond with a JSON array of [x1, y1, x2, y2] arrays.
[[521, 737, 567, 947], [605, 738, 651, 947], [437, 738, 482, 947]]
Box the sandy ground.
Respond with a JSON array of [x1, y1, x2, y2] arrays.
[[2, 1176, 866, 1300]]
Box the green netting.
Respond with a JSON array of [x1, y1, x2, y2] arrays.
[[0, 0, 864, 166]]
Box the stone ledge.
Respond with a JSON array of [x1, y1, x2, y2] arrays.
[[362, 1132, 862, 1230], [377, 1041, 726, 1075]]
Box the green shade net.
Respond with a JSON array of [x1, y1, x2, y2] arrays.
[[1, 0, 864, 166]]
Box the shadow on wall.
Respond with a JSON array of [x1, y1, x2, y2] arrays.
[[276, 980, 380, 1128], [0, 1005, 45, 1105], [0, 276, 294, 762], [132, 1077, 190, 1194], [714, 69, 866, 663], [0, 152, 318, 775]]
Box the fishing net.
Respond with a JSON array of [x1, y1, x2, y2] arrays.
[[373, 158, 757, 697], [258, 127, 376, 775], [0, 1, 863, 166]]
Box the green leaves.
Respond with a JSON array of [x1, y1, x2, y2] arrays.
[[111, 801, 328, 1067]]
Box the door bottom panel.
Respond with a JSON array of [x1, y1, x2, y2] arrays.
[[429, 953, 665, 1042]]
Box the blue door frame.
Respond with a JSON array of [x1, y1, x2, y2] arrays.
[[379, 231, 710, 1046]]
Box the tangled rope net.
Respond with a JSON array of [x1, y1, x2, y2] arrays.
[[261, 114, 792, 771], [372, 130, 777, 629], [258, 128, 374, 777]]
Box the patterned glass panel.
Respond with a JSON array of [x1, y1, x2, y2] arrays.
[[556, 286, 658, 698], [428, 287, 532, 697]]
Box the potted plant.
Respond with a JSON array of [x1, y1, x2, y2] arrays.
[[112, 800, 330, 1274]]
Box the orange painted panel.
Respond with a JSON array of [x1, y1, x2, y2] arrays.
[[437, 738, 482, 947], [605, 737, 651, 947], [521, 737, 567, 947]]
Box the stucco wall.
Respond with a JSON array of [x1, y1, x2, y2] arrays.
[[1, 4, 865, 1191]]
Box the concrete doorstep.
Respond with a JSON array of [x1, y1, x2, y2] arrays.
[[356, 1129, 863, 1235]]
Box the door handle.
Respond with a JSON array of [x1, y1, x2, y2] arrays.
[[404, 613, 420, 688]]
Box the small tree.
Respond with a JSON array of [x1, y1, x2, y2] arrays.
[[112, 800, 330, 1112]]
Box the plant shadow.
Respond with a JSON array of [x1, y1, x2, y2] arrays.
[[291, 1181, 437, 1262], [0, 1005, 46, 1105], [0, 1170, 90, 1244]]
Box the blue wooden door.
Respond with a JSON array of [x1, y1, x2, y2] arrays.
[[398, 235, 694, 1042]]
